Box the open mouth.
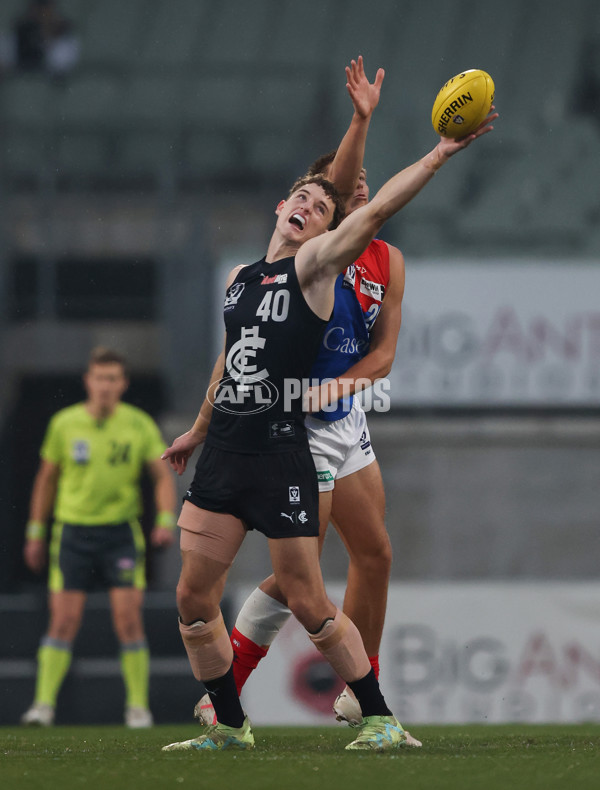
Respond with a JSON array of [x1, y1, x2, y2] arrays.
[[289, 213, 306, 230]]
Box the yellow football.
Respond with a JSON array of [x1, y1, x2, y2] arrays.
[[431, 69, 495, 138]]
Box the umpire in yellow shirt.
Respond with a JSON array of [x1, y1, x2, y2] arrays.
[[21, 346, 177, 728]]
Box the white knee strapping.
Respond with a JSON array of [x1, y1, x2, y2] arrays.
[[234, 587, 292, 647]]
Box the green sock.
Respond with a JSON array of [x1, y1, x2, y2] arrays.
[[120, 641, 150, 709], [35, 638, 72, 706]]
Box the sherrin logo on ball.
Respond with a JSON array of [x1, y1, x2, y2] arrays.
[[431, 69, 495, 138]]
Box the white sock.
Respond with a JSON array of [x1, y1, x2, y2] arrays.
[[235, 587, 292, 647]]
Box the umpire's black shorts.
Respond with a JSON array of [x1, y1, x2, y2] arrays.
[[184, 445, 320, 539], [48, 521, 146, 592]]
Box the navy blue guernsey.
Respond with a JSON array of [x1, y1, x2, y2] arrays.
[[205, 256, 328, 453]]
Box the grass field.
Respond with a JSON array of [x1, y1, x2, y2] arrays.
[[2, 724, 600, 790]]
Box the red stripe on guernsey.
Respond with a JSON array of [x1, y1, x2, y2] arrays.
[[349, 239, 390, 314]]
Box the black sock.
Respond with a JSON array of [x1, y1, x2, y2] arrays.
[[347, 668, 392, 718], [203, 665, 245, 729]]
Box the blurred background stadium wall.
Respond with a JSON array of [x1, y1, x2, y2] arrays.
[[0, 0, 599, 723]]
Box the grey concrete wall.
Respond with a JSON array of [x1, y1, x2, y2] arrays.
[[221, 415, 600, 586]]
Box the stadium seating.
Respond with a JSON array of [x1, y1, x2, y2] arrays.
[[2, 73, 56, 126], [55, 132, 108, 182], [78, 0, 147, 69], [199, 0, 277, 66], [58, 73, 122, 126], [136, 0, 208, 67], [4, 130, 47, 180], [0, 0, 598, 255]]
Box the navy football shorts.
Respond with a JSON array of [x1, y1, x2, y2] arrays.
[[184, 445, 320, 539]]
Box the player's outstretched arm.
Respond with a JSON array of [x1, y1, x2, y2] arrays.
[[368, 107, 498, 223], [312, 109, 498, 278], [327, 56, 385, 201], [346, 55, 385, 120]]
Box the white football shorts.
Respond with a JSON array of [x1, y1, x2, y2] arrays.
[[306, 399, 376, 493]]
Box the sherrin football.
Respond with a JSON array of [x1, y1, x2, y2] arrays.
[[431, 69, 495, 138]]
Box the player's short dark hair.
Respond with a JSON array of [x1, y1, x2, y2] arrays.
[[307, 150, 337, 177], [286, 173, 344, 230], [88, 346, 129, 376]]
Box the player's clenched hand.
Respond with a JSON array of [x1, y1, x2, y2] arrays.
[[346, 55, 385, 119], [161, 429, 205, 475], [24, 539, 47, 574], [150, 526, 176, 548]]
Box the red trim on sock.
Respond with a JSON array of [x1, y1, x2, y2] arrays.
[[231, 627, 269, 695], [368, 655, 380, 680]]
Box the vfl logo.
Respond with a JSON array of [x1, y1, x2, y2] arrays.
[[289, 486, 300, 504], [359, 430, 372, 455], [224, 282, 245, 310], [343, 264, 356, 289]]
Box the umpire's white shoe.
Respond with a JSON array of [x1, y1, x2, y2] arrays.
[[125, 706, 153, 728], [193, 693, 217, 726], [21, 702, 55, 726], [334, 687, 423, 747]]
